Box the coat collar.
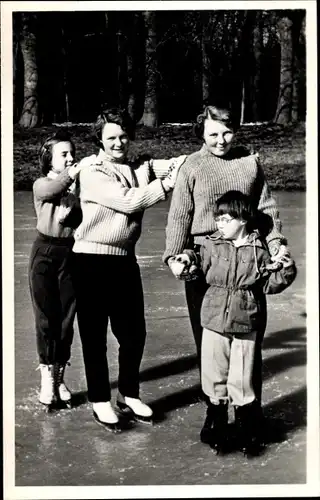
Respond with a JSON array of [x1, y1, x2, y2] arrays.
[[206, 229, 265, 248]]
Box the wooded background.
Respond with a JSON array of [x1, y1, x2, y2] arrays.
[[13, 9, 306, 128]]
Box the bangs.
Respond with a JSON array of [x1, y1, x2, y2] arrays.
[[214, 201, 246, 220]]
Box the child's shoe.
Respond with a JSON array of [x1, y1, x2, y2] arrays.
[[54, 362, 72, 408], [200, 403, 215, 444], [38, 364, 55, 411], [117, 393, 153, 424], [201, 402, 230, 454], [235, 400, 265, 457]]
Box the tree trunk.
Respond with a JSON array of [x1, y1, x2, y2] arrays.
[[19, 13, 39, 128], [117, 23, 128, 109], [251, 11, 263, 122], [201, 24, 210, 104], [13, 31, 20, 122], [126, 13, 145, 123], [274, 16, 293, 125], [61, 25, 70, 122], [291, 12, 304, 122], [140, 11, 158, 127]]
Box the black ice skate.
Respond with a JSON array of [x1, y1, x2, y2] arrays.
[[235, 400, 265, 457], [200, 402, 230, 455]]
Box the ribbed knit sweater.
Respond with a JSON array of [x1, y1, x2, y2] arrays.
[[73, 151, 184, 255], [163, 144, 284, 262]]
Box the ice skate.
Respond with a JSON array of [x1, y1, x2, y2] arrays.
[[54, 362, 72, 408], [93, 402, 121, 433], [38, 364, 55, 412], [117, 393, 153, 424], [201, 402, 230, 455], [235, 400, 265, 457]]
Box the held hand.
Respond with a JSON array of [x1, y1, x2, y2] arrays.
[[271, 244, 291, 262], [68, 163, 82, 180], [168, 254, 200, 281], [168, 254, 191, 278], [272, 245, 294, 268], [68, 157, 92, 180], [162, 155, 187, 192]]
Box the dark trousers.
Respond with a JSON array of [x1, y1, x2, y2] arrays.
[[71, 253, 147, 403], [185, 276, 266, 403], [28, 233, 76, 365]]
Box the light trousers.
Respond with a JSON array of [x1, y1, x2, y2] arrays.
[[201, 328, 257, 406]]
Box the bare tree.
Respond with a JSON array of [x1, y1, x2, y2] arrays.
[[19, 13, 39, 128], [140, 11, 158, 127], [201, 18, 210, 104], [275, 14, 293, 125]]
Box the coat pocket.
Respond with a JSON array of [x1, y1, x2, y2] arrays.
[[200, 287, 227, 331], [226, 291, 260, 333]]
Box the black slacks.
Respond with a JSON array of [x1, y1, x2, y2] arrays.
[[71, 253, 147, 403], [29, 233, 76, 365]]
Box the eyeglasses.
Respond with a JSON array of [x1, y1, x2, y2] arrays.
[[214, 216, 235, 224]]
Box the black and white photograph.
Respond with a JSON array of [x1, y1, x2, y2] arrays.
[[1, 1, 319, 498]]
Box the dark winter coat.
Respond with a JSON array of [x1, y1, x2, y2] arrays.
[[185, 231, 297, 336]]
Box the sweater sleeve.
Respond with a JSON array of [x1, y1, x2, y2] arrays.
[[253, 159, 285, 245], [33, 168, 74, 201], [80, 166, 167, 214], [163, 164, 195, 263]]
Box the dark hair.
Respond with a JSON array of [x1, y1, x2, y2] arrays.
[[39, 130, 75, 175], [194, 104, 238, 139], [92, 107, 135, 149], [215, 190, 258, 232]]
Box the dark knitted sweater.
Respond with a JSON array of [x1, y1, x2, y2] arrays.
[[163, 145, 284, 262]]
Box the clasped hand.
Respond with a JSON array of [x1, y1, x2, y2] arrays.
[[168, 254, 199, 281]]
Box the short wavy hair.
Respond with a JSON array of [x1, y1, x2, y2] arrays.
[[39, 131, 75, 175], [194, 104, 238, 139], [92, 107, 136, 149]]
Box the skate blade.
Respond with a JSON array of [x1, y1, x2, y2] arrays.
[[93, 411, 122, 433], [39, 401, 54, 413], [61, 399, 72, 409], [117, 402, 154, 425]]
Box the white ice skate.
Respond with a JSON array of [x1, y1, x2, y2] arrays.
[[116, 393, 153, 424], [38, 364, 55, 411], [54, 363, 72, 408], [93, 402, 121, 433]]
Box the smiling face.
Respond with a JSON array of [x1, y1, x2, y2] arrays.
[[203, 119, 234, 157], [51, 141, 74, 174], [101, 122, 130, 163]]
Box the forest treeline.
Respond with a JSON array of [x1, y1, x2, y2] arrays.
[[13, 9, 306, 128]]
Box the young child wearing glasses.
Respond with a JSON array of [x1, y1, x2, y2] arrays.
[[176, 190, 296, 457]]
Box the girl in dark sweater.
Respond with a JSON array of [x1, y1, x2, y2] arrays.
[[29, 131, 83, 410]]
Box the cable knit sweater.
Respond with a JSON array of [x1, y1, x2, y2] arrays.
[[73, 151, 184, 256], [163, 144, 284, 262]]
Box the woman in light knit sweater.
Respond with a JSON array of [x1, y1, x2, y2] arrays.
[[71, 107, 186, 431], [29, 131, 83, 411], [163, 104, 290, 443]]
